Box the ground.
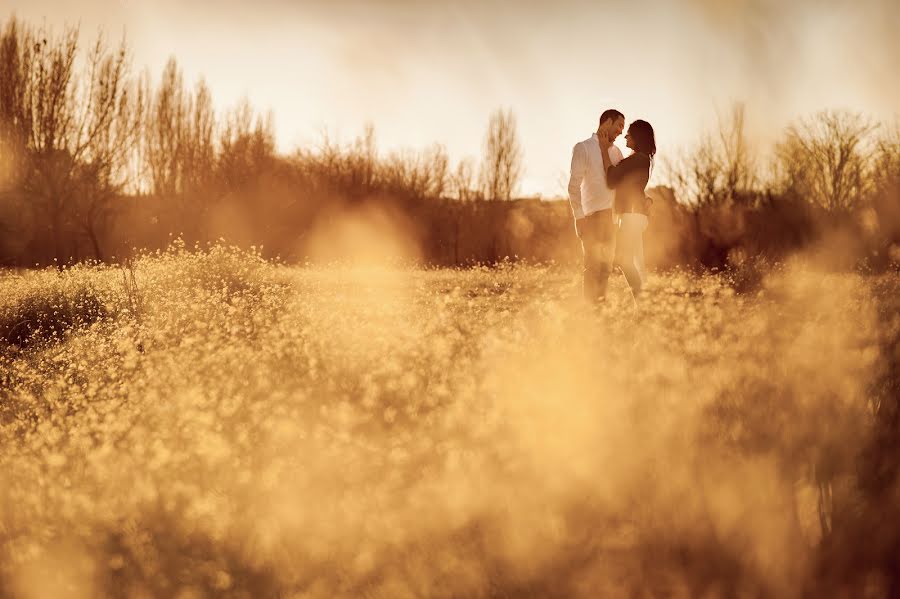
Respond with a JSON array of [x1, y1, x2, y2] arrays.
[[1, 246, 898, 598]]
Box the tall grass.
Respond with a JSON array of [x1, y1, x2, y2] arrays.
[[0, 246, 897, 597]]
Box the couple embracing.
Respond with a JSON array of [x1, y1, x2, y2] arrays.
[[567, 109, 656, 308]]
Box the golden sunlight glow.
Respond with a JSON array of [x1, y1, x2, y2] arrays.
[[2, 1, 899, 596]]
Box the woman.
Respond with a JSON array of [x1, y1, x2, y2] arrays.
[[599, 119, 656, 301]]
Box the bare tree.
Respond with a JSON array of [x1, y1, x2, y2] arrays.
[[165, 77, 218, 236], [217, 97, 275, 192], [717, 104, 756, 199], [873, 122, 900, 195], [667, 103, 757, 208], [298, 124, 378, 199], [0, 18, 28, 192], [182, 78, 216, 196], [480, 107, 522, 201], [138, 62, 221, 237], [870, 122, 900, 250], [382, 143, 449, 199], [146, 57, 186, 197], [122, 68, 152, 196], [350, 122, 377, 192], [0, 18, 137, 263], [72, 33, 139, 260], [16, 23, 79, 264], [450, 157, 482, 201], [420, 143, 449, 198], [776, 110, 876, 212], [0, 18, 29, 257]]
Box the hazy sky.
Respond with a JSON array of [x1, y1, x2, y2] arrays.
[[7, 0, 900, 196]]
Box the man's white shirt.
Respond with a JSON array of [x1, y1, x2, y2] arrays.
[[567, 133, 624, 219]]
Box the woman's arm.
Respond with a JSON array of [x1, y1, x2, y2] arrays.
[[607, 153, 650, 188], [599, 135, 613, 181], [606, 154, 633, 188]]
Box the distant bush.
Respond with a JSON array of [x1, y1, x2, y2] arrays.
[[136, 240, 276, 297], [0, 267, 116, 347]]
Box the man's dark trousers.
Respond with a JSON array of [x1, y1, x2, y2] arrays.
[[577, 209, 615, 303]]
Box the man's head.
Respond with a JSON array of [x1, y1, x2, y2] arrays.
[[598, 109, 625, 141]]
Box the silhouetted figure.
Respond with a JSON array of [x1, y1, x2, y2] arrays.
[[601, 119, 656, 302], [567, 109, 625, 305]]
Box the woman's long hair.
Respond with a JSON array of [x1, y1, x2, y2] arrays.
[[628, 120, 656, 158]]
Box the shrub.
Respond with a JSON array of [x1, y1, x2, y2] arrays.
[[0, 267, 116, 348]]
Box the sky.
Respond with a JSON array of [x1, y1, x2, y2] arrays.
[[5, 0, 900, 196]]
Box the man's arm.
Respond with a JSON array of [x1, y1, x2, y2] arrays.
[[566, 143, 586, 220]]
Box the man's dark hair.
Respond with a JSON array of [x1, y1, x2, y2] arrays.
[[599, 109, 624, 126]]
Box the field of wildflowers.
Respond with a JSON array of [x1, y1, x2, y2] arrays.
[[1, 245, 898, 598]]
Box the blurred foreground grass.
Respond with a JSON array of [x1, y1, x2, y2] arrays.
[[1, 245, 898, 598]]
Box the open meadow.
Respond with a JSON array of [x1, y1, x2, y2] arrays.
[[1, 246, 899, 598]]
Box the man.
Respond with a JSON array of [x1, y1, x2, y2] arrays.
[[567, 109, 625, 305]]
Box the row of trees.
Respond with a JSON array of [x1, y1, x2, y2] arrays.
[[298, 111, 521, 205], [0, 17, 525, 266], [668, 104, 899, 213], [1, 16, 897, 269], [662, 104, 899, 269]]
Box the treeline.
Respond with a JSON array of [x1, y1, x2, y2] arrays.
[[658, 105, 900, 272], [1, 16, 898, 270], [0, 17, 526, 267]]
